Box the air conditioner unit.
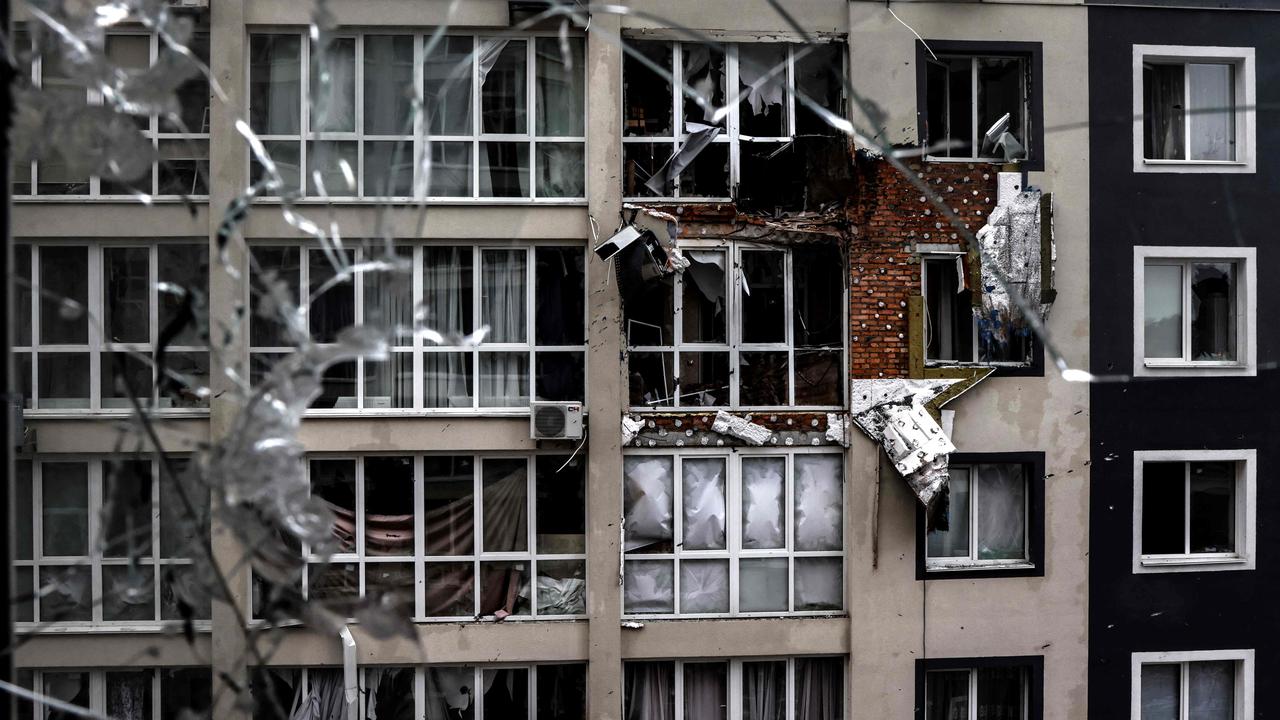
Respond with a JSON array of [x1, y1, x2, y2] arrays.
[[530, 401, 583, 440]]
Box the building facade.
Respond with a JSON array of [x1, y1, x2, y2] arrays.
[[1088, 1, 1276, 718], [9, 1, 1091, 719]]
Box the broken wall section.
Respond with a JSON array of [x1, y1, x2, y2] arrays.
[[849, 158, 998, 379]]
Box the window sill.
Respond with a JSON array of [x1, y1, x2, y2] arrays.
[[1134, 159, 1255, 174], [1137, 360, 1254, 378], [1136, 555, 1252, 573], [13, 196, 209, 203], [622, 196, 734, 205], [246, 616, 586, 630], [923, 155, 1018, 165], [251, 197, 589, 206], [22, 409, 210, 419], [926, 561, 1035, 572], [16, 621, 212, 634], [620, 611, 846, 621]]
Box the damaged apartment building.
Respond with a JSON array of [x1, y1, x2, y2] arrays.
[[7, 1, 1091, 719]]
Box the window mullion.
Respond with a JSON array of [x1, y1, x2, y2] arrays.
[[526, 455, 537, 617], [89, 461, 103, 622], [970, 668, 980, 720], [1184, 63, 1192, 161], [472, 457, 482, 615], [970, 467, 981, 561], [355, 35, 365, 197], [1184, 463, 1192, 556], [785, 453, 795, 611], [413, 34, 425, 200], [527, 38, 537, 200], [151, 456, 162, 621], [89, 245, 103, 410], [672, 455, 683, 613], [472, 246, 482, 410], [786, 46, 796, 138], [150, 245, 160, 406], [300, 34, 310, 197], [1182, 262, 1192, 362], [785, 249, 795, 404], [728, 454, 740, 614], [413, 245, 424, 410], [1180, 663, 1190, 720], [472, 36, 482, 199]]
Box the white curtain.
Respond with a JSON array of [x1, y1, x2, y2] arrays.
[[625, 662, 674, 720], [479, 249, 528, 407], [743, 661, 785, 720], [424, 666, 474, 720], [741, 458, 785, 549], [624, 457, 674, 551], [257, 36, 301, 134], [311, 38, 356, 132], [682, 458, 726, 550], [679, 560, 729, 613], [1188, 64, 1235, 161], [423, 247, 472, 407], [290, 669, 346, 720], [623, 559, 674, 614], [683, 663, 728, 720], [535, 37, 585, 136], [794, 456, 843, 551], [975, 464, 1026, 560], [795, 658, 843, 720]]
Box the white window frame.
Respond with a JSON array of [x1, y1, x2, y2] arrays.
[[25, 667, 212, 719], [1132, 45, 1256, 174], [625, 239, 846, 411], [1130, 650, 1255, 720], [924, 666, 1032, 720], [923, 54, 1032, 164], [623, 656, 845, 720], [1133, 246, 1255, 377], [247, 241, 587, 415], [14, 456, 210, 631], [12, 29, 211, 200], [276, 452, 586, 623], [620, 39, 846, 202], [622, 448, 845, 619], [924, 462, 1033, 571], [252, 664, 583, 720], [16, 240, 210, 416], [246, 31, 586, 203], [1132, 449, 1256, 574]]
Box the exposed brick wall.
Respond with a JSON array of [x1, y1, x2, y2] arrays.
[[849, 158, 999, 379]]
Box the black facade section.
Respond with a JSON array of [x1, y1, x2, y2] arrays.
[[1088, 5, 1280, 719], [915, 452, 1046, 580]]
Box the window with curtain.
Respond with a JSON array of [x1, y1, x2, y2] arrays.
[[925, 665, 1031, 720], [926, 463, 1029, 569], [11, 29, 211, 198], [14, 241, 210, 412], [24, 667, 212, 719], [627, 241, 843, 409], [249, 243, 585, 412], [624, 657, 843, 720], [622, 39, 845, 199], [623, 451, 842, 617], [1143, 62, 1237, 162], [12, 456, 210, 626], [248, 32, 585, 200], [251, 453, 585, 623], [1143, 259, 1239, 365], [1135, 653, 1252, 720]]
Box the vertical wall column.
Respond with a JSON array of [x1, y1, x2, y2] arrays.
[[584, 13, 626, 720], [207, 2, 250, 718]]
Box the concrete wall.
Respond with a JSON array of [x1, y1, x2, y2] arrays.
[[847, 3, 1090, 719]]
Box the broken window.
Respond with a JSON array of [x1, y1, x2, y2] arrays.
[[15, 241, 209, 411], [925, 665, 1032, 720], [924, 54, 1030, 162], [623, 451, 842, 617], [249, 32, 584, 199], [1143, 62, 1236, 162], [922, 255, 975, 364], [12, 28, 211, 197], [926, 463, 1028, 569], [622, 39, 844, 199], [624, 657, 843, 720], [1138, 457, 1251, 568], [13, 457, 209, 625], [292, 453, 585, 620], [1138, 654, 1252, 720], [1142, 258, 1242, 366], [627, 242, 843, 409], [250, 243, 585, 411]]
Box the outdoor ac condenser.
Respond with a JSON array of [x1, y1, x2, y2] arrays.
[[530, 401, 584, 440]]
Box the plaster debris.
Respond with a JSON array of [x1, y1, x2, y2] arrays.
[[975, 171, 1055, 362], [621, 414, 644, 445], [621, 621, 645, 630], [710, 410, 774, 446], [824, 412, 851, 446]]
